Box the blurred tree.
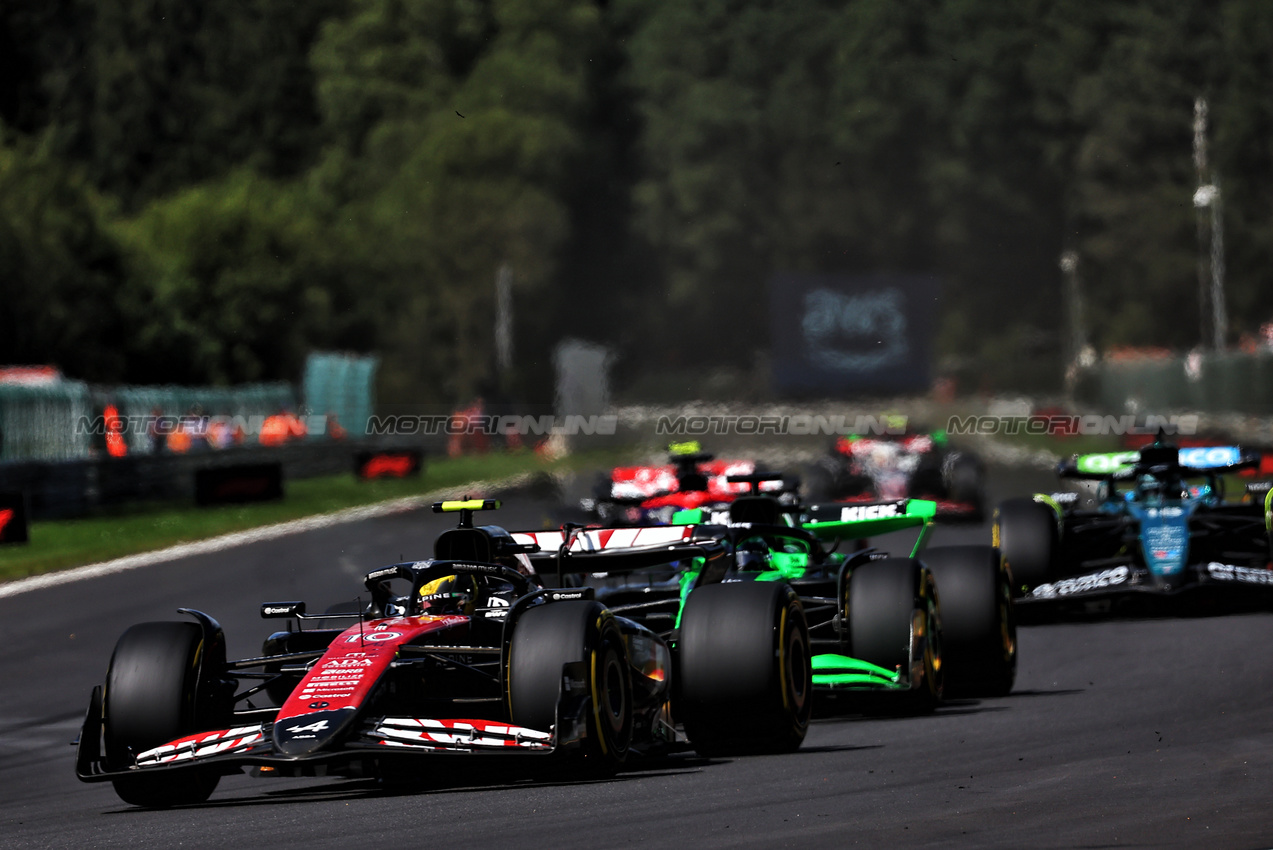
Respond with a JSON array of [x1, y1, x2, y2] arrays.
[[0, 0, 85, 136], [919, 0, 1070, 389], [619, 0, 1271, 390], [1212, 0, 1273, 339], [311, 0, 495, 156], [1058, 1, 1218, 351], [113, 170, 376, 385], [0, 133, 132, 381], [311, 0, 602, 405], [0, 0, 342, 209], [620, 0, 851, 367], [5, 0, 1273, 399]]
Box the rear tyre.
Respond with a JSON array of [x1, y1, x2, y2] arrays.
[[923, 546, 1016, 698], [509, 600, 632, 773], [678, 581, 811, 756], [847, 558, 941, 713], [946, 453, 983, 498], [995, 498, 1058, 595], [103, 622, 221, 807], [946, 454, 987, 520]]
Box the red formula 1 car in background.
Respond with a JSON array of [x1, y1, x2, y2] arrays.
[[803, 429, 987, 522], [581, 442, 797, 526]]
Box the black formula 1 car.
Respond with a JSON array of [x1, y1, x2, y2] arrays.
[[537, 472, 1017, 708], [75, 500, 811, 807], [803, 430, 986, 522], [995, 442, 1273, 616]]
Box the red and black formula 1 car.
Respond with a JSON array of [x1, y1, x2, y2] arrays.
[[582, 442, 797, 525], [803, 430, 986, 522], [75, 500, 810, 807]]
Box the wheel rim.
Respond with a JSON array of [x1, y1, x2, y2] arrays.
[[998, 569, 1017, 668], [785, 611, 810, 714], [772, 600, 810, 741], [926, 578, 943, 698], [601, 648, 627, 734], [590, 629, 631, 758]]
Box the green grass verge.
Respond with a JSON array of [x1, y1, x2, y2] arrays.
[[0, 448, 633, 583]]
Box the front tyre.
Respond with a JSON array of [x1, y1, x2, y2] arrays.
[[847, 558, 942, 713], [923, 545, 1016, 698], [103, 621, 221, 807], [995, 497, 1059, 595], [508, 600, 633, 772], [678, 581, 811, 756]]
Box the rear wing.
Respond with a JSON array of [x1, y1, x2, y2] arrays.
[[800, 499, 937, 541], [513, 526, 729, 586], [515, 526, 694, 553], [1061, 446, 1259, 479], [726, 470, 793, 494]]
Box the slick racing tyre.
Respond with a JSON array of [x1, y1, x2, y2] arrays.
[[103, 622, 222, 807], [678, 581, 811, 756], [509, 600, 633, 772], [946, 454, 987, 521], [923, 545, 1016, 698], [847, 558, 942, 713], [994, 497, 1059, 596], [912, 453, 946, 498]]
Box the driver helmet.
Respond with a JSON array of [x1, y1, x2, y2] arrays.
[[1134, 474, 1165, 502], [735, 538, 772, 572], [496, 550, 536, 577], [417, 574, 476, 616]]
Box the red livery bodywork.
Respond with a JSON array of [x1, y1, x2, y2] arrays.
[[276, 615, 468, 723]]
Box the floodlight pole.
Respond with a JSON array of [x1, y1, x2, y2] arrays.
[[1192, 97, 1227, 351], [1208, 177, 1227, 351], [495, 263, 513, 381], [1059, 250, 1086, 361], [1193, 97, 1210, 349]]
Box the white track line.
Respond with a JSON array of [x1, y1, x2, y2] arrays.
[[0, 474, 534, 600]]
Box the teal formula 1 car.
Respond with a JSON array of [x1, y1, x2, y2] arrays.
[[520, 473, 1017, 709], [996, 441, 1273, 616]]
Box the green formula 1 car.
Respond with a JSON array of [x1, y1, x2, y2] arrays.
[[520, 473, 1017, 709]]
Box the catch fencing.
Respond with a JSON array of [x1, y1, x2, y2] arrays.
[[1075, 351, 1273, 415], [0, 352, 385, 517]]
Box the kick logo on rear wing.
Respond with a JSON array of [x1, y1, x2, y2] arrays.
[[804, 500, 910, 523]]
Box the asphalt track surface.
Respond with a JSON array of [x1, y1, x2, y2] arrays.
[[3, 466, 1273, 849]]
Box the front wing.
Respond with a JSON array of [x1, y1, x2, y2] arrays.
[[812, 654, 908, 691], [76, 688, 570, 783]]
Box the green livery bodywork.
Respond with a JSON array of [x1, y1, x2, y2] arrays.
[[812, 655, 906, 690], [669, 499, 938, 692]]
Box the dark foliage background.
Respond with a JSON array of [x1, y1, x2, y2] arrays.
[[2, 0, 1269, 402]]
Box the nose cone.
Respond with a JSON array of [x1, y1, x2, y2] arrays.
[[1133, 505, 1190, 577], [273, 708, 358, 757]]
